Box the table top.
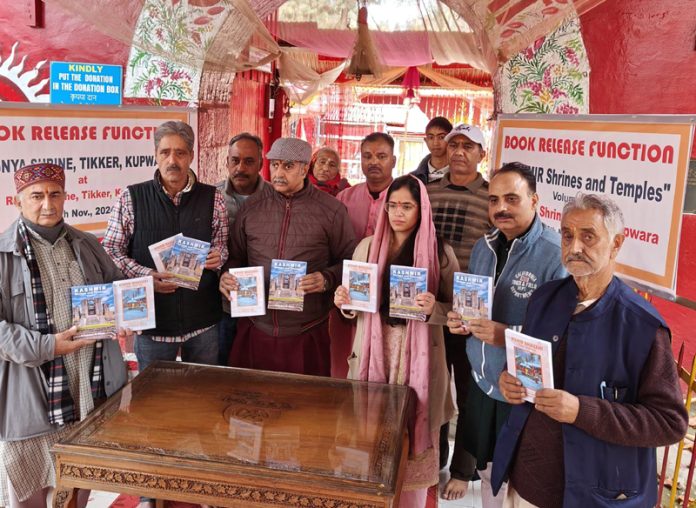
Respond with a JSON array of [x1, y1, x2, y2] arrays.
[[55, 362, 413, 495]]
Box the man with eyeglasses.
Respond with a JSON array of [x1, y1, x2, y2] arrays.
[[411, 116, 453, 184], [214, 133, 271, 365], [426, 123, 491, 500], [220, 137, 356, 376]]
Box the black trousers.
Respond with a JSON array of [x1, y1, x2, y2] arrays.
[[440, 327, 477, 480]]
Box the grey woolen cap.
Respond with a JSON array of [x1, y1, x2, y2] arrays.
[[266, 138, 312, 164]]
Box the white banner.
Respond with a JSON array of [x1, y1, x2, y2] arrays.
[[493, 115, 695, 297], [0, 104, 196, 236]]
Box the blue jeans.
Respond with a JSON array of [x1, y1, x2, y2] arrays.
[[135, 325, 219, 372], [217, 314, 237, 366]]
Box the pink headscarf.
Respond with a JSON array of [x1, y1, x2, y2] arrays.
[[358, 175, 440, 455]]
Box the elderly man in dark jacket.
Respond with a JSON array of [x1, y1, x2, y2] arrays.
[[493, 193, 687, 507], [220, 138, 356, 376]]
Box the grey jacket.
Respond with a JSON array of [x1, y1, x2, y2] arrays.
[[216, 176, 272, 231], [0, 220, 127, 441]]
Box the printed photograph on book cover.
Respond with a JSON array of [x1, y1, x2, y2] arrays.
[[148, 233, 182, 273], [513, 348, 543, 390], [71, 283, 116, 340], [268, 259, 307, 312], [228, 266, 265, 317], [505, 328, 554, 403], [342, 260, 379, 313], [166, 236, 210, 290], [113, 276, 156, 331], [388, 265, 427, 321], [453, 272, 493, 322]]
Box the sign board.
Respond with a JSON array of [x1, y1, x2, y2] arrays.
[[50, 62, 123, 105], [0, 104, 196, 236], [492, 115, 695, 298]]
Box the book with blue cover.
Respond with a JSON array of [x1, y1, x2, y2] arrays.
[[70, 283, 116, 340], [165, 236, 211, 290], [388, 265, 428, 321], [148, 233, 183, 273], [267, 259, 307, 312], [452, 272, 493, 323]]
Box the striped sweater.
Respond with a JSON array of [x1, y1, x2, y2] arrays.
[[426, 172, 490, 271]]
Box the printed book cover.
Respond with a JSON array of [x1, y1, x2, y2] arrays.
[[228, 266, 266, 317], [70, 283, 116, 340], [388, 265, 428, 321], [165, 236, 211, 290], [113, 276, 156, 331], [452, 272, 493, 322], [505, 329, 554, 403], [148, 233, 182, 273], [267, 259, 307, 312], [341, 260, 379, 313]]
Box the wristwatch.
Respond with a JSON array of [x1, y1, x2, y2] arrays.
[[323, 275, 330, 292]]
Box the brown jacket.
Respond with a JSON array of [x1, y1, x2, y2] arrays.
[[227, 181, 357, 336]]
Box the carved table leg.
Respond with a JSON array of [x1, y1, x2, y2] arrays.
[[53, 487, 79, 508]]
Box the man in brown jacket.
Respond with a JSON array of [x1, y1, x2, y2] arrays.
[[220, 138, 356, 376]]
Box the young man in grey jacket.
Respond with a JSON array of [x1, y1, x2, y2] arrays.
[[0, 164, 127, 508], [444, 162, 566, 506]]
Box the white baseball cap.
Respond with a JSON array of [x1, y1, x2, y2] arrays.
[[444, 123, 486, 150]]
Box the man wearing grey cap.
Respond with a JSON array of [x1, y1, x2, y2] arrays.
[[220, 137, 356, 376]]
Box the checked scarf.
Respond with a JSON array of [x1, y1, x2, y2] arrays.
[[16, 220, 105, 426]]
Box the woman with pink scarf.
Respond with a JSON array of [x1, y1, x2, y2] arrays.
[[334, 174, 458, 507]]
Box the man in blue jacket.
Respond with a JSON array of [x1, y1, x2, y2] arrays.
[[444, 162, 566, 504], [493, 193, 687, 507]]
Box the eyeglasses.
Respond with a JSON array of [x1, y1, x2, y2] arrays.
[[385, 201, 418, 213]]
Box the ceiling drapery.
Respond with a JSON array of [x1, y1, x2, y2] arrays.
[[45, 0, 606, 102], [46, 0, 280, 72]]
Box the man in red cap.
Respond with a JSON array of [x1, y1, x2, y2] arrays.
[[0, 163, 127, 508]]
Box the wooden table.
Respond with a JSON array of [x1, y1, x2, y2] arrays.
[[52, 362, 414, 508]]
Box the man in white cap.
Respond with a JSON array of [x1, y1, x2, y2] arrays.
[[426, 123, 491, 500], [220, 137, 356, 376]]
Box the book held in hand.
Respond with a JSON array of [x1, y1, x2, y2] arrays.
[[148, 233, 182, 273], [341, 260, 379, 313], [388, 265, 428, 321], [267, 259, 307, 312], [505, 329, 554, 403], [452, 272, 493, 322], [228, 266, 266, 317], [113, 276, 156, 331], [165, 236, 211, 290], [70, 283, 116, 340]]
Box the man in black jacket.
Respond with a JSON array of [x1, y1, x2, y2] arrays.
[[103, 121, 228, 373]]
